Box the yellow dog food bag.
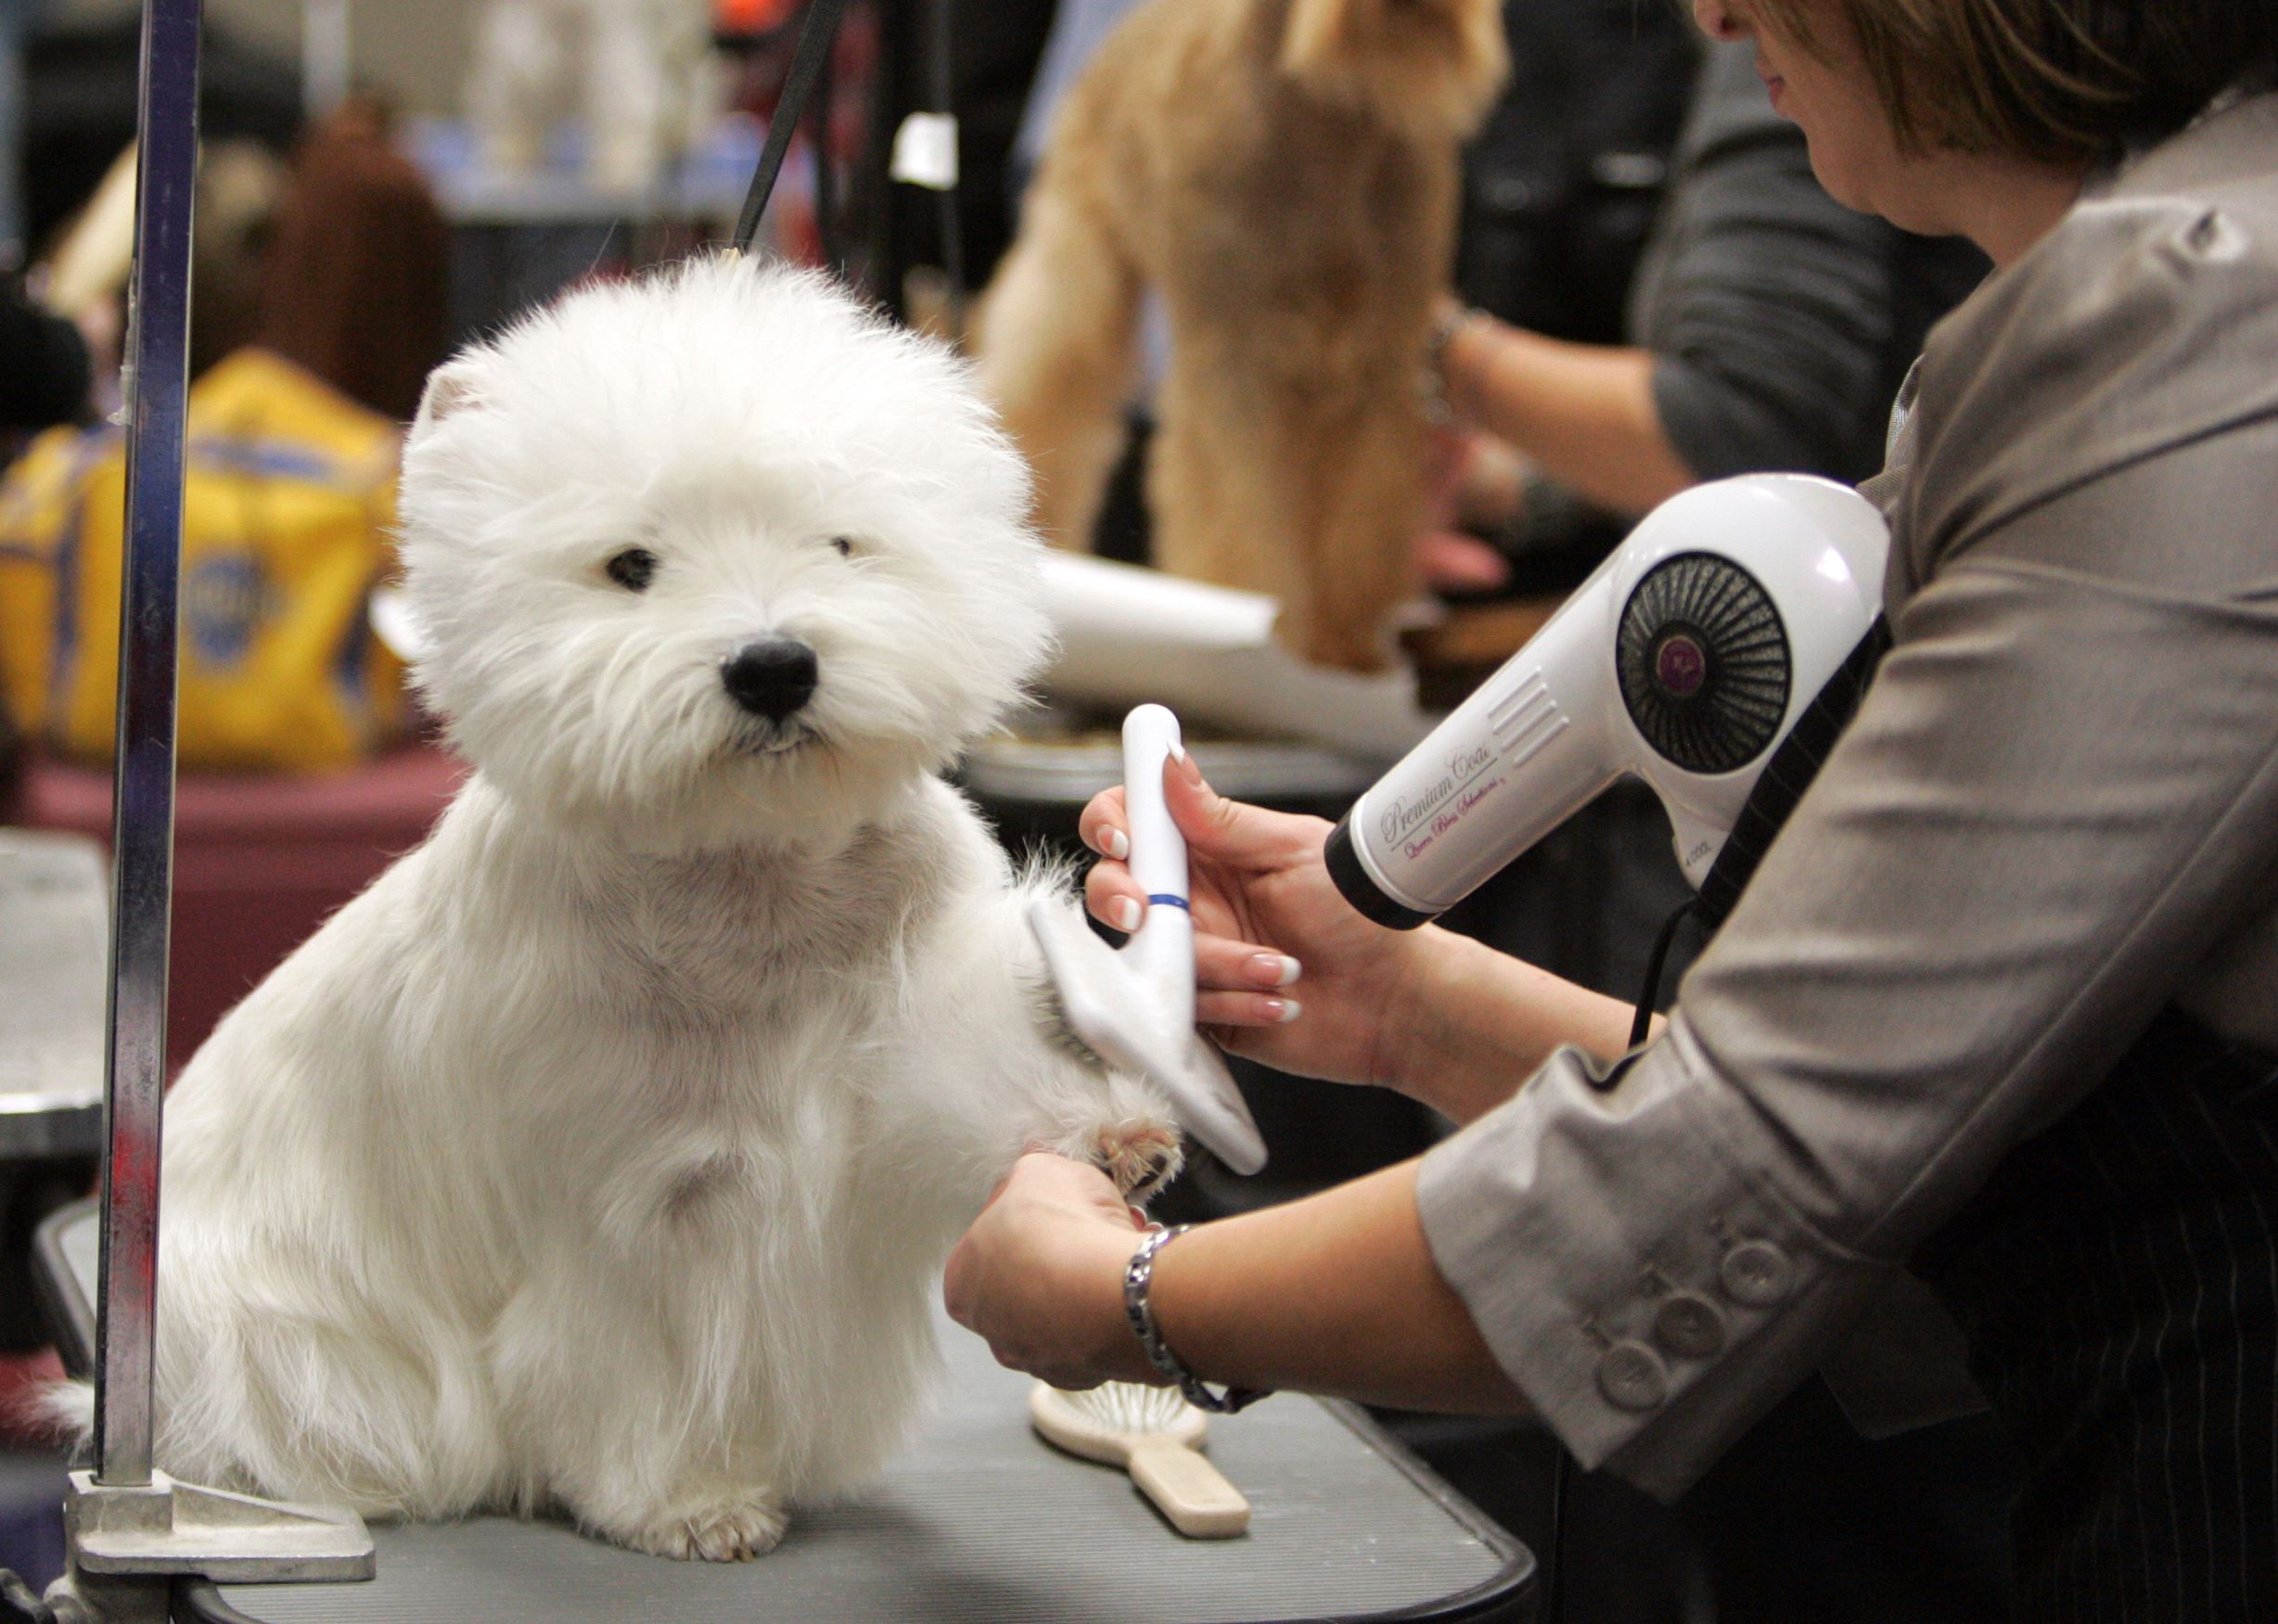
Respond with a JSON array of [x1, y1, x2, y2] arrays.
[[0, 348, 407, 772]]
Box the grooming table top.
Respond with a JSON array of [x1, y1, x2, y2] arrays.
[[0, 831, 108, 1159], [40, 1200, 1532, 1623]]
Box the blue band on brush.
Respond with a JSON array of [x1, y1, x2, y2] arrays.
[[1146, 894, 1191, 913]]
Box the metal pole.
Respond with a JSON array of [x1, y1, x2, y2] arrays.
[[94, 0, 202, 1490]]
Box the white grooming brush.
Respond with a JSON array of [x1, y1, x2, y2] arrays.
[[1030, 1381, 1251, 1538], [1029, 705, 1269, 1174]]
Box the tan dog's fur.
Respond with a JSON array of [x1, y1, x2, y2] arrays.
[[975, 0, 1506, 671]]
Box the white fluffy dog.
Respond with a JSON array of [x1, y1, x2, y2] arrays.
[[113, 256, 1178, 1560]]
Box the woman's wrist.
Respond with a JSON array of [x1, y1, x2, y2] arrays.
[[1374, 928, 1651, 1123], [1083, 1227, 1165, 1384], [1430, 303, 1499, 424], [1141, 1163, 1528, 1413], [1366, 928, 1511, 1108], [1373, 928, 1521, 1119]]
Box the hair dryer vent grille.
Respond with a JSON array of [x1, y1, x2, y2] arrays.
[[1617, 553, 1791, 774]]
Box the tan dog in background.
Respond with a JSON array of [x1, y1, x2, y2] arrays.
[[975, 0, 1506, 672]]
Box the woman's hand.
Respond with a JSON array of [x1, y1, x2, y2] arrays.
[[1079, 754, 1451, 1091], [947, 1154, 1531, 1414], [942, 1153, 1159, 1390], [1081, 755, 1658, 1121], [1414, 425, 1519, 594]]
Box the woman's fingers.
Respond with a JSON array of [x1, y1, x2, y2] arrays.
[[1078, 786, 1130, 862], [1159, 751, 1241, 850], [1197, 989, 1304, 1028], [1197, 934, 1299, 992], [1162, 756, 1333, 874], [1082, 859, 1146, 933]]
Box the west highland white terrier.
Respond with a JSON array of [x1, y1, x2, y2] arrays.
[[104, 256, 1180, 1560]]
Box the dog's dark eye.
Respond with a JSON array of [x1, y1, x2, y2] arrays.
[[605, 548, 658, 592], [829, 536, 854, 558]]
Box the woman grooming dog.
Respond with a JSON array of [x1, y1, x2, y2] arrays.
[[949, 1, 2278, 1615]]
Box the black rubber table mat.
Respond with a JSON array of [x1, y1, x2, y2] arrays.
[[40, 1201, 1531, 1621]]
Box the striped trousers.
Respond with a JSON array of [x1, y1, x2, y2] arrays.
[[1696, 622, 2276, 1618], [1922, 1011, 2278, 1622]]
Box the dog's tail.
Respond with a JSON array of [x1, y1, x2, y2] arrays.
[[24, 1378, 94, 1454]]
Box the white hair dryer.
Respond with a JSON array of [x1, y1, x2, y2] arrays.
[[1326, 475, 1889, 927]]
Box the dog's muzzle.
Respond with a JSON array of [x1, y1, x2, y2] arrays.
[[722, 638, 819, 723]]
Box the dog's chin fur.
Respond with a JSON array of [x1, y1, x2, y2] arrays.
[[84, 256, 1180, 1561]]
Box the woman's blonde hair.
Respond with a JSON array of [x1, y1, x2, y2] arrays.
[[1744, 0, 2278, 162]]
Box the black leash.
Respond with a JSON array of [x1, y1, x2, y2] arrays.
[[731, 0, 857, 254], [1549, 890, 1697, 1620], [1630, 897, 1697, 1050]]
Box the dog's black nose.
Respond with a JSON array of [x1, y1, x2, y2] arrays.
[[722, 639, 818, 722]]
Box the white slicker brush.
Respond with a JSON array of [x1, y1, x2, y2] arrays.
[[1030, 1381, 1251, 1538], [1028, 705, 1268, 1174]]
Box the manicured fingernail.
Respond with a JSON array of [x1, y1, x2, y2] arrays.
[[1111, 898, 1142, 932], [1176, 750, 1203, 785], [1272, 998, 1302, 1024], [1104, 826, 1129, 861], [1169, 737, 1185, 762], [1248, 953, 1300, 988]]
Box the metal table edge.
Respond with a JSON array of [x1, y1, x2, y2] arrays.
[[1306, 1400, 1536, 1623], [34, 1194, 97, 1377]]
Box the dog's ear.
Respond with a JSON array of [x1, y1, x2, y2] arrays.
[[412, 357, 490, 439]]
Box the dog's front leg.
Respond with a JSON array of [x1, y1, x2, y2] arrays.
[[1056, 1093, 1185, 1208], [493, 1264, 790, 1560], [1008, 902, 1188, 1206]]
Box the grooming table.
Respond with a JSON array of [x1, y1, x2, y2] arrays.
[[36, 1199, 1534, 1622], [0, 830, 109, 1161]]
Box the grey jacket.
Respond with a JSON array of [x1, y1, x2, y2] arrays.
[[1416, 89, 2278, 1498]]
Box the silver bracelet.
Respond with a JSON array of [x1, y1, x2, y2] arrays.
[[1122, 1224, 1271, 1414], [1420, 302, 1489, 426]]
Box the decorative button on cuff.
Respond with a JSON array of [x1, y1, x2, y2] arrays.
[[1596, 1342, 1670, 1412], [1653, 1291, 1728, 1359], [1720, 1240, 1797, 1308]]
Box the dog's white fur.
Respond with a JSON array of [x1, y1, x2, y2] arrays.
[[83, 258, 1176, 1560]]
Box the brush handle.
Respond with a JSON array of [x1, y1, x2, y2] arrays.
[[1121, 705, 1195, 1028], [1126, 1437, 1251, 1539]]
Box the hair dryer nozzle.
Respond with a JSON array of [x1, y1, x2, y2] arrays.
[[1325, 814, 1438, 930]]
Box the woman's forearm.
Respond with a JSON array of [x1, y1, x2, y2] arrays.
[[1441, 315, 1699, 518], [1145, 1160, 1529, 1414], [1384, 929, 1659, 1123]]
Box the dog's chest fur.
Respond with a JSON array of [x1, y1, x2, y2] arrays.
[[591, 825, 934, 1030], [387, 777, 976, 1251]]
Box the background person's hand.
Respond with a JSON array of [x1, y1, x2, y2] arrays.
[[1079, 754, 1451, 1089], [1414, 425, 1528, 594]]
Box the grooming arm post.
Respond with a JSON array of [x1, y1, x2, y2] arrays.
[[48, 5, 376, 1616], [94, 0, 201, 1493]]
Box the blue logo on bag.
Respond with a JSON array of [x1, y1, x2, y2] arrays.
[[185, 555, 272, 667]]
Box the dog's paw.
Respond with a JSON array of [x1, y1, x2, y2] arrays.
[[1093, 1119, 1184, 1203], [620, 1490, 789, 1562]]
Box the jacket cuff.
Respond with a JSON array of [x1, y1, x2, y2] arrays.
[[1414, 1018, 1884, 1500]]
